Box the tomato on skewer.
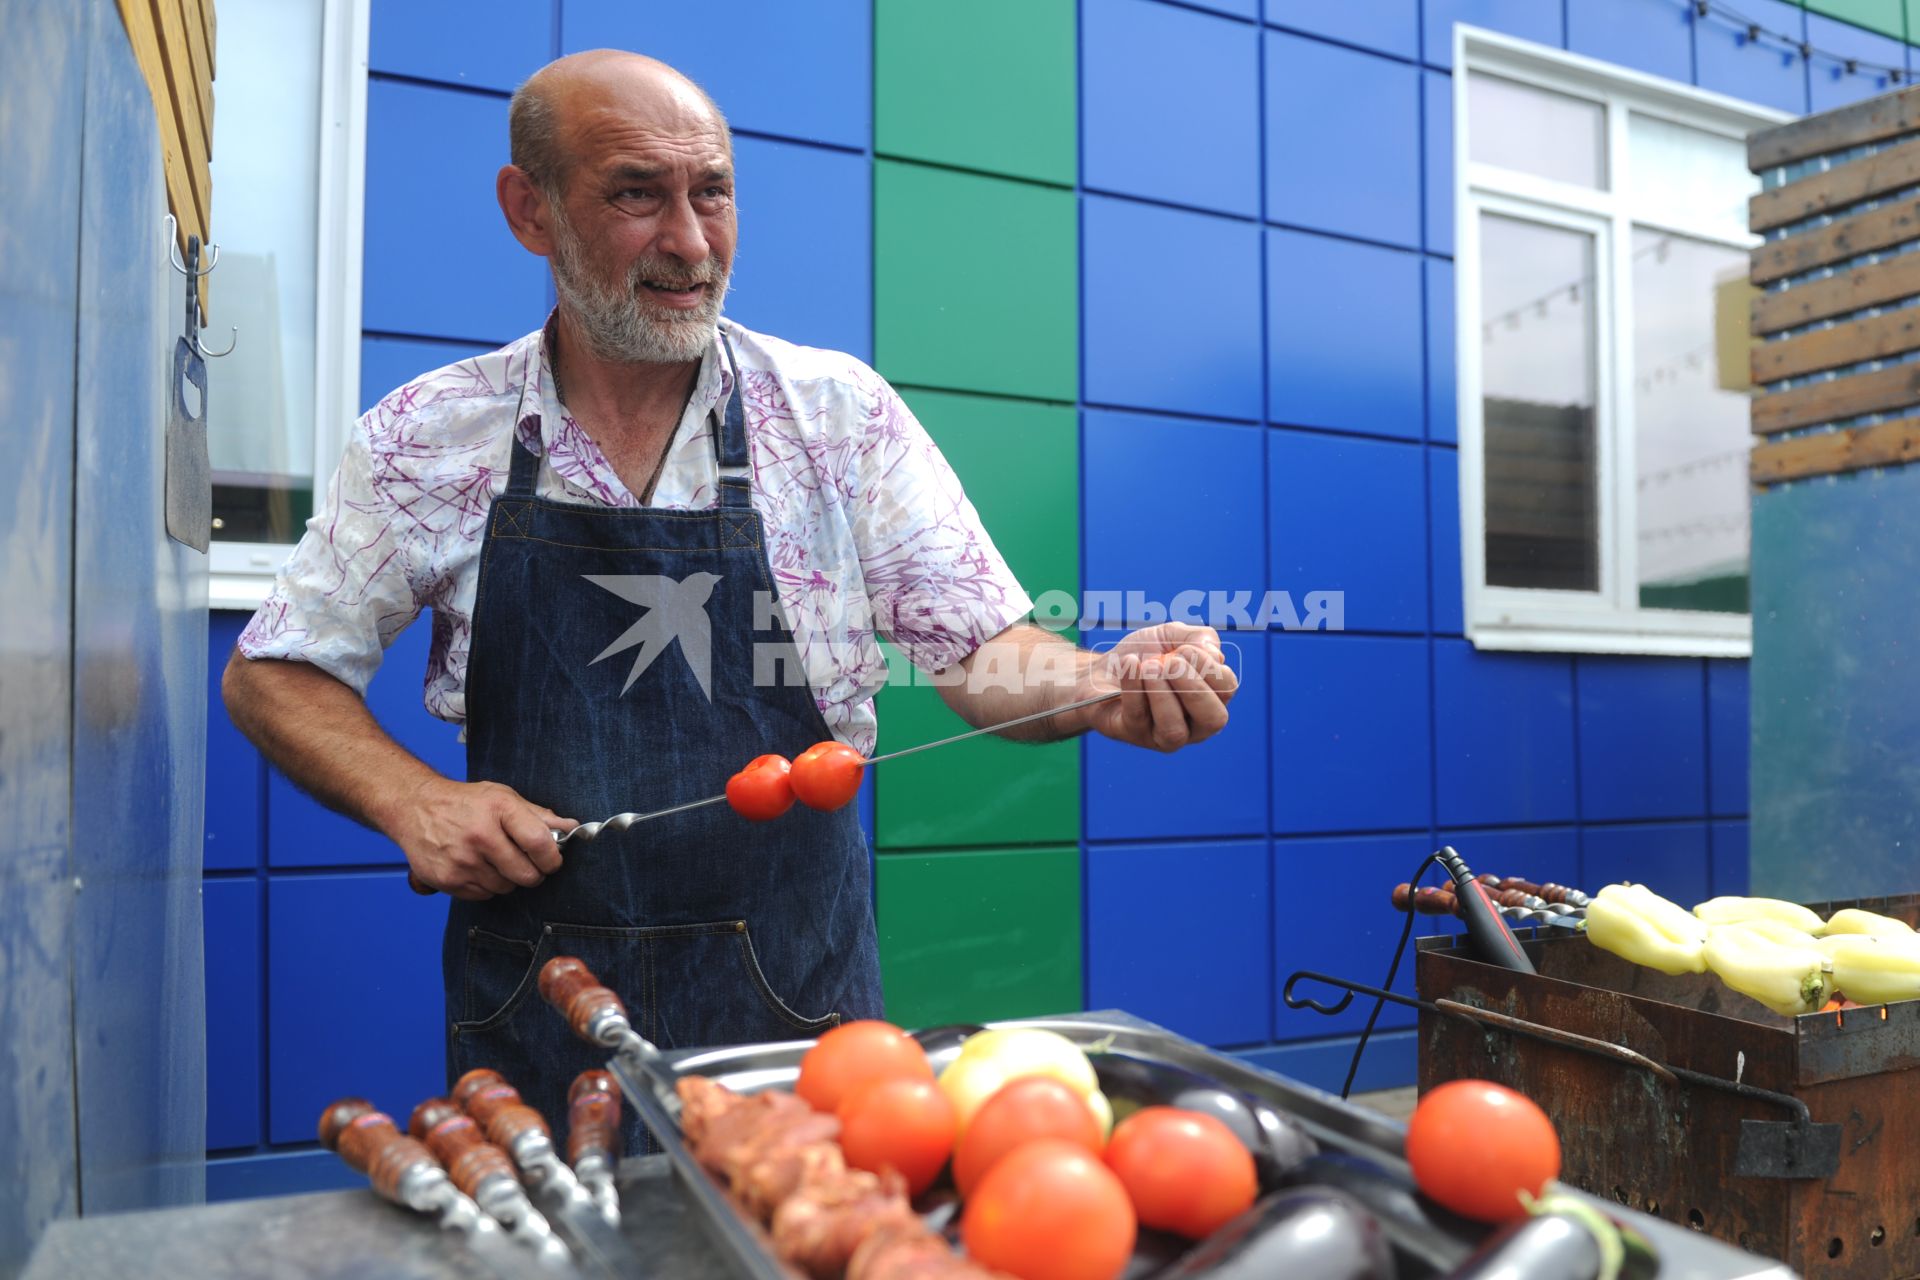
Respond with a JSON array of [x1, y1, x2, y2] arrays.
[[790, 740, 865, 811], [726, 754, 794, 821]]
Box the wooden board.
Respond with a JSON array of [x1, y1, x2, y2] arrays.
[[146, 0, 208, 235], [1750, 250, 1920, 334], [1748, 135, 1920, 233], [114, 0, 199, 249], [185, 0, 213, 77], [1750, 416, 1920, 482], [1749, 195, 1920, 285], [175, 0, 211, 152], [1750, 360, 1920, 434], [1748, 83, 1920, 172], [1752, 308, 1920, 382]]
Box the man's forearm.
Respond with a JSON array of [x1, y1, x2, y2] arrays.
[[221, 653, 439, 837], [933, 624, 1103, 743]]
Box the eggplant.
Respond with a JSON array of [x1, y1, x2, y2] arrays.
[[1149, 1188, 1394, 1280], [1092, 1052, 1319, 1186], [1295, 1151, 1481, 1273]]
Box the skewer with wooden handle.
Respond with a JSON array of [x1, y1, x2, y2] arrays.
[[451, 1070, 603, 1225], [410, 1098, 573, 1270], [317, 1098, 519, 1270], [567, 1071, 623, 1228]]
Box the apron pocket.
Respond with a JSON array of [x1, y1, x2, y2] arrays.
[[638, 920, 842, 1048], [456, 927, 543, 1031]]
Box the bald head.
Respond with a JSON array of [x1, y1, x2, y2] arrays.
[[509, 50, 729, 199]]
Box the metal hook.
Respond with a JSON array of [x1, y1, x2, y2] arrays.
[[164, 214, 220, 278], [197, 324, 238, 358]]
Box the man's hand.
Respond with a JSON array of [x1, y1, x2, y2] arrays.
[[1083, 622, 1238, 753], [390, 777, 577, 901]]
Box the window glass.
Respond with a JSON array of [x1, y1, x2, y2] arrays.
[[1479, 212, 1601, 593], [1627, 114, 1755, 241], [206, 0, 324, 543], [1631, 231, 1751, 613], [1468, 74, 1607, 190]]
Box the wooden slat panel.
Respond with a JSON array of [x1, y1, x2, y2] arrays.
[[1749, 137, 1920, 233], [175, 0, 212, 152], [185, 0, 213, 78], [1750, 362, 1920, 434], [114, 0, 201, 252], [146, 0, 209, 236], [1750, 416, 1920, 482], [1750, 196, 1920, 285], [1750, 251, 1920, 333], [1752, 309, 1920, 382], [1748, 85, 1920, 172]]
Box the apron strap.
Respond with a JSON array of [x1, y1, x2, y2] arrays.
[[715, 333, 751, 510], [505, 425, 542, 499]]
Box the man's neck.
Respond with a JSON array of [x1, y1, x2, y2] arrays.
[[549, 308, 704, 432]]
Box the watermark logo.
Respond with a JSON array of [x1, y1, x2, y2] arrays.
[[585, 572, 721, 698]]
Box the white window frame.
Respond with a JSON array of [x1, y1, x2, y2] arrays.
[[1454, 27, 1790, 657], [209, 0, 370, 611]]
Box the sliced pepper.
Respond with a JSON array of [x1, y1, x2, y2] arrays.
[[1586, 891, 1706, 976], [1693, 895, 1826, 935], [1702, 924, 1831, 1017]]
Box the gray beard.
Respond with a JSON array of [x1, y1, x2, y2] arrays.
[[548, 210, 729, 365]]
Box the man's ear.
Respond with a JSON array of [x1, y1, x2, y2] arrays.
[[498, 165, 556, 257]]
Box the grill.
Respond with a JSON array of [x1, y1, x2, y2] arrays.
[[1416, 892, 1920, 1280]]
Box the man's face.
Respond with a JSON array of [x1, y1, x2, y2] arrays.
[[545, 88, 736, 365]]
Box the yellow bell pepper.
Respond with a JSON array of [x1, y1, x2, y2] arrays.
[[1823, 935, 1920, 1006], [1822, 907, 1915, 939], [1693, 895, 1826, 935], [1614, 884, 1708, 945], [1702, 925, 1832, 1017], [1720, 917, 1819, 949], [1586, 886, 1707, 975]]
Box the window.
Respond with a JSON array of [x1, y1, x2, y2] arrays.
[[206, 0, 368, 609], [1455, 30, 1788, 655]]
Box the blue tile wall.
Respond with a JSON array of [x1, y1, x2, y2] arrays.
[[1266, 0, 1420, 61], [1176, 0, 1258, 21], [1266, 34, 1421, 249], [1711, 820, 1750, 898], [1567, 0, 1694, 84], [1085, 628, 1270, 840], [360, 337, 497, 415], [1086, 840, 1270, 1047], [1708, 659, 1750, 818], [1083, 410, 1266, 606], [1272, 833, 1434, 1036], [1237, 1029, 1417, 1096], [267, 873, 449, 1143], [1267, 231, 1425, 438], [1270, 635, 1432, 833], [1423, 72, 1453, 257], [1582, 822, 1712, 908], [1432, 641, 1577, 828], [206, 613, 262, 871], [1423, 0, 1567, 68], [1268, 431, 1428, 634], [1425, 257, 1457, 442], [369, 0, 554, 93], [1577, 658, 1708, 822], [727, 136, 872, 360], [204, 880, 261, 1151], [1082, 0, 1260, 217], [1083, 200, 1264, 420], [207, 1150, 359, 1205], [1807, 14, 1907, 113], [1693, 1, 1810, 115], [362, 80, 547, 343], [560, 0, 870, 150], [1428, 446, 1464, 635], [267, 618, 464, 869]]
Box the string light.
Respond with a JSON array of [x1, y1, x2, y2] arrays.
[[1694, 0, 1910, 82]]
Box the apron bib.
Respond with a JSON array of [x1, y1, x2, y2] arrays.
[[444, 335, 883, 1151]]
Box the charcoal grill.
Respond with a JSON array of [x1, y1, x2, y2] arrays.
[[1415, 892, 1920, 1280]]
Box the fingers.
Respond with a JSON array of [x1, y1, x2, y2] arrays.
[[1164, 645, 1232, 745], [531, 803, 578, 833], [502, 804, 564, 877], [1136, 653, 1189, 752]]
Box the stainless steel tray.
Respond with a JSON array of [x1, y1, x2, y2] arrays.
[[601, 1010, 1794, 1280]]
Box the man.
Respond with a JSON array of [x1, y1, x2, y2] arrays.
[[224, 50, 1236, 1145]]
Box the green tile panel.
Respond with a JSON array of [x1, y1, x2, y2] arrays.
[[874, 161, 1078, 403], [875, 0, 1077, 187], [876, 846, 1083, 1027], [1814, 0, 1904, 38]]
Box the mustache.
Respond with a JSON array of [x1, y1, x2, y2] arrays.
[[626, 259, 722, 289]]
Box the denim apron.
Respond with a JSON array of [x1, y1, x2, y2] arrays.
[[444, 336, 884, 1151]]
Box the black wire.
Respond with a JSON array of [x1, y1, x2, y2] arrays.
[[1339, 851, 1446, 1100]]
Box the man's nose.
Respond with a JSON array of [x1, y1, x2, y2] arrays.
[[657, 195, 710, 264]]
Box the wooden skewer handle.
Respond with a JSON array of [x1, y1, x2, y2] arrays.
[[568, 1070, 621, 1165], [538, 955, 629, 1043], [332, 1109, 438, 1203]]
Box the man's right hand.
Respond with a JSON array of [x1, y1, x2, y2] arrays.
[[390, 777, 577, 900]]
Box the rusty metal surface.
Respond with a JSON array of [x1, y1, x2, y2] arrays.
[[1418, 919, 1920, 1280]]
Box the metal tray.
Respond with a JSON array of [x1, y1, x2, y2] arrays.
[[599, 1009, 1795, 1280]]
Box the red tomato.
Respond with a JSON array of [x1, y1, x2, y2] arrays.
[[789, 741, 865, 811], [953, 1076, 1103, 1197], [1103, 1106, 1256, 1239], [962, 1140, 1136, 1280], [726, 754, 794, 821], [794, 1020, 932, 1114], [1404, 1079, 1561, 1223], [838, 1077, 956, 1196]]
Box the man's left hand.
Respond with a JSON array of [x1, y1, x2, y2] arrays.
[[1083, 622, 1238, 752]]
